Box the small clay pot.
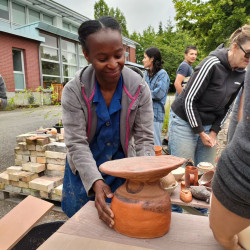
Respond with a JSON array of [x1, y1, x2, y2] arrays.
[[180, 190, 192, 203], [198, 170, 215, 187], [180, 181, 185, 191], [185, 166, 198, 188], [154, 145, 162, 156]]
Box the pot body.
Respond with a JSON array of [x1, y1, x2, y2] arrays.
[[185, 166, 198, 188], [111, 179, 171, 238]]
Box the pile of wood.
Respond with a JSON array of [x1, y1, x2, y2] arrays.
[[0, 131, 67, 202]]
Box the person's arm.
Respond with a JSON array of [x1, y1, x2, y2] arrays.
[[0, 76, 7, 108], [210, 193, 250, 249], [62, 83, 115, 227], [237, 89, 244, 121], [150, 70, 170, 101], [174, 74, 185, 94]]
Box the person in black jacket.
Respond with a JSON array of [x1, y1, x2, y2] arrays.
[[169, 25, 250, 166]]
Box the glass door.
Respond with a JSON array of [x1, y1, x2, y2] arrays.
[[12, 49, 26, 90]]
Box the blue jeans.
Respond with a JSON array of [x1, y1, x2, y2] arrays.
[[154, 121, 163, 146], [168, 112, 216, 166]]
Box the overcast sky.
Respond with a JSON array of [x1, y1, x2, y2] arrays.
[[53, 0, 176, 34]]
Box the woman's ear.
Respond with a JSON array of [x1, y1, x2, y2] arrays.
[[82, 50, 90, 63], [231, 42, 238, 52]]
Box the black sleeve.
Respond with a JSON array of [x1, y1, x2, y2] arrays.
[[182, 56, 220, 134]]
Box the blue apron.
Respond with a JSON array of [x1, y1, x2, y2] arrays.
[[62, 77, 125, 218]]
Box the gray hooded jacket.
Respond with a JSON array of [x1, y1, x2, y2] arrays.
[[212, 64, 250, 219], [62, 65, 155, 196]]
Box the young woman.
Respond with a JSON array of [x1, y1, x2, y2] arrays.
[[61, 16, 155, 226], [169, 25, 250, 166], [143, 47, 170, 146]]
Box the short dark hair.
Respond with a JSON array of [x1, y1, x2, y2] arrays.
[[185, 45, 197, 54], [78, 16, 122, 52], [145, 47, 163, 76]]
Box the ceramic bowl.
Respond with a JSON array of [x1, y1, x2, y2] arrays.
[[164, 181, 178, 195], [198, 170, 214, 187], [197, 162, 214, 174], [171, 167, 185, 181]]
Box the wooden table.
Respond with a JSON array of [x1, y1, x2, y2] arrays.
[[38, 201, 222, 250], [170, 184, 210, 215]]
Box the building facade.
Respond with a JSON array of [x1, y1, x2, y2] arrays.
[[0, 0, 138, 94]]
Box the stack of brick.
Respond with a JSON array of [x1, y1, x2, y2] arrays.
[[0, 131, 67, 202]]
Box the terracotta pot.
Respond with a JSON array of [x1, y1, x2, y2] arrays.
[[185, 166, 198, 188], [198, 170, 215, 187], [99, 155, 187, 238], [154, 145, 162, 156], [180, 189, 192, 203], [180, 181, 186, 191]]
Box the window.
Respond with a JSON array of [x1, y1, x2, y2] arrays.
[[43, 14, 53, 25], [13, 49, 26, 90], [61, 39, 77, 82], [29, 9, 40, 23], [63, 22, 70, 31], [12, 2, 25, 25], [78, 44, 88, 69], [40, 32, 60, 88], [125, 46, 130, 61], [71, 26, 78, 34], [0, 0, 9, 20]]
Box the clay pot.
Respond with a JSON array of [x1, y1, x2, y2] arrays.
[[180, 189, 192, 203], [185, 166, 198, 188], [198, 170, 215, 187], [180, 181, 186, 191], [154, 145, 162, 156], [99, 155, 186, 238]]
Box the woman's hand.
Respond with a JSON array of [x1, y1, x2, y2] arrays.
[[209, 130, 217, 147], [93, 180, 114, 228], [199, 132, 216, 147]]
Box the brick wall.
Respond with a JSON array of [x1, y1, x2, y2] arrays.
[[123, 44, 136, 63], [0, 32, 41, 92], [129, 47, 136, 63]]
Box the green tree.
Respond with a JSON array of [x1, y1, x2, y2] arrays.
[[94, 0, 109, 19], [131, 20, 196, 92], [158, 21, 163, 36], [173, 0, 250, 54], [94, 0, 129, 37]]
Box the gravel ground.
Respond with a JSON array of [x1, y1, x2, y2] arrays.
[[0, 106, 67, 223]]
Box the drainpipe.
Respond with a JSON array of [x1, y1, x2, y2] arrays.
[[38, 42, 43, 106]]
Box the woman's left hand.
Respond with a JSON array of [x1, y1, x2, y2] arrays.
[[209, 130, 217, 147], [93, 180, 115, 228]]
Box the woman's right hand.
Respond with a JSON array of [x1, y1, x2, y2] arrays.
[[93, 180, 114, 228], [199, 132, 216, 147]]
